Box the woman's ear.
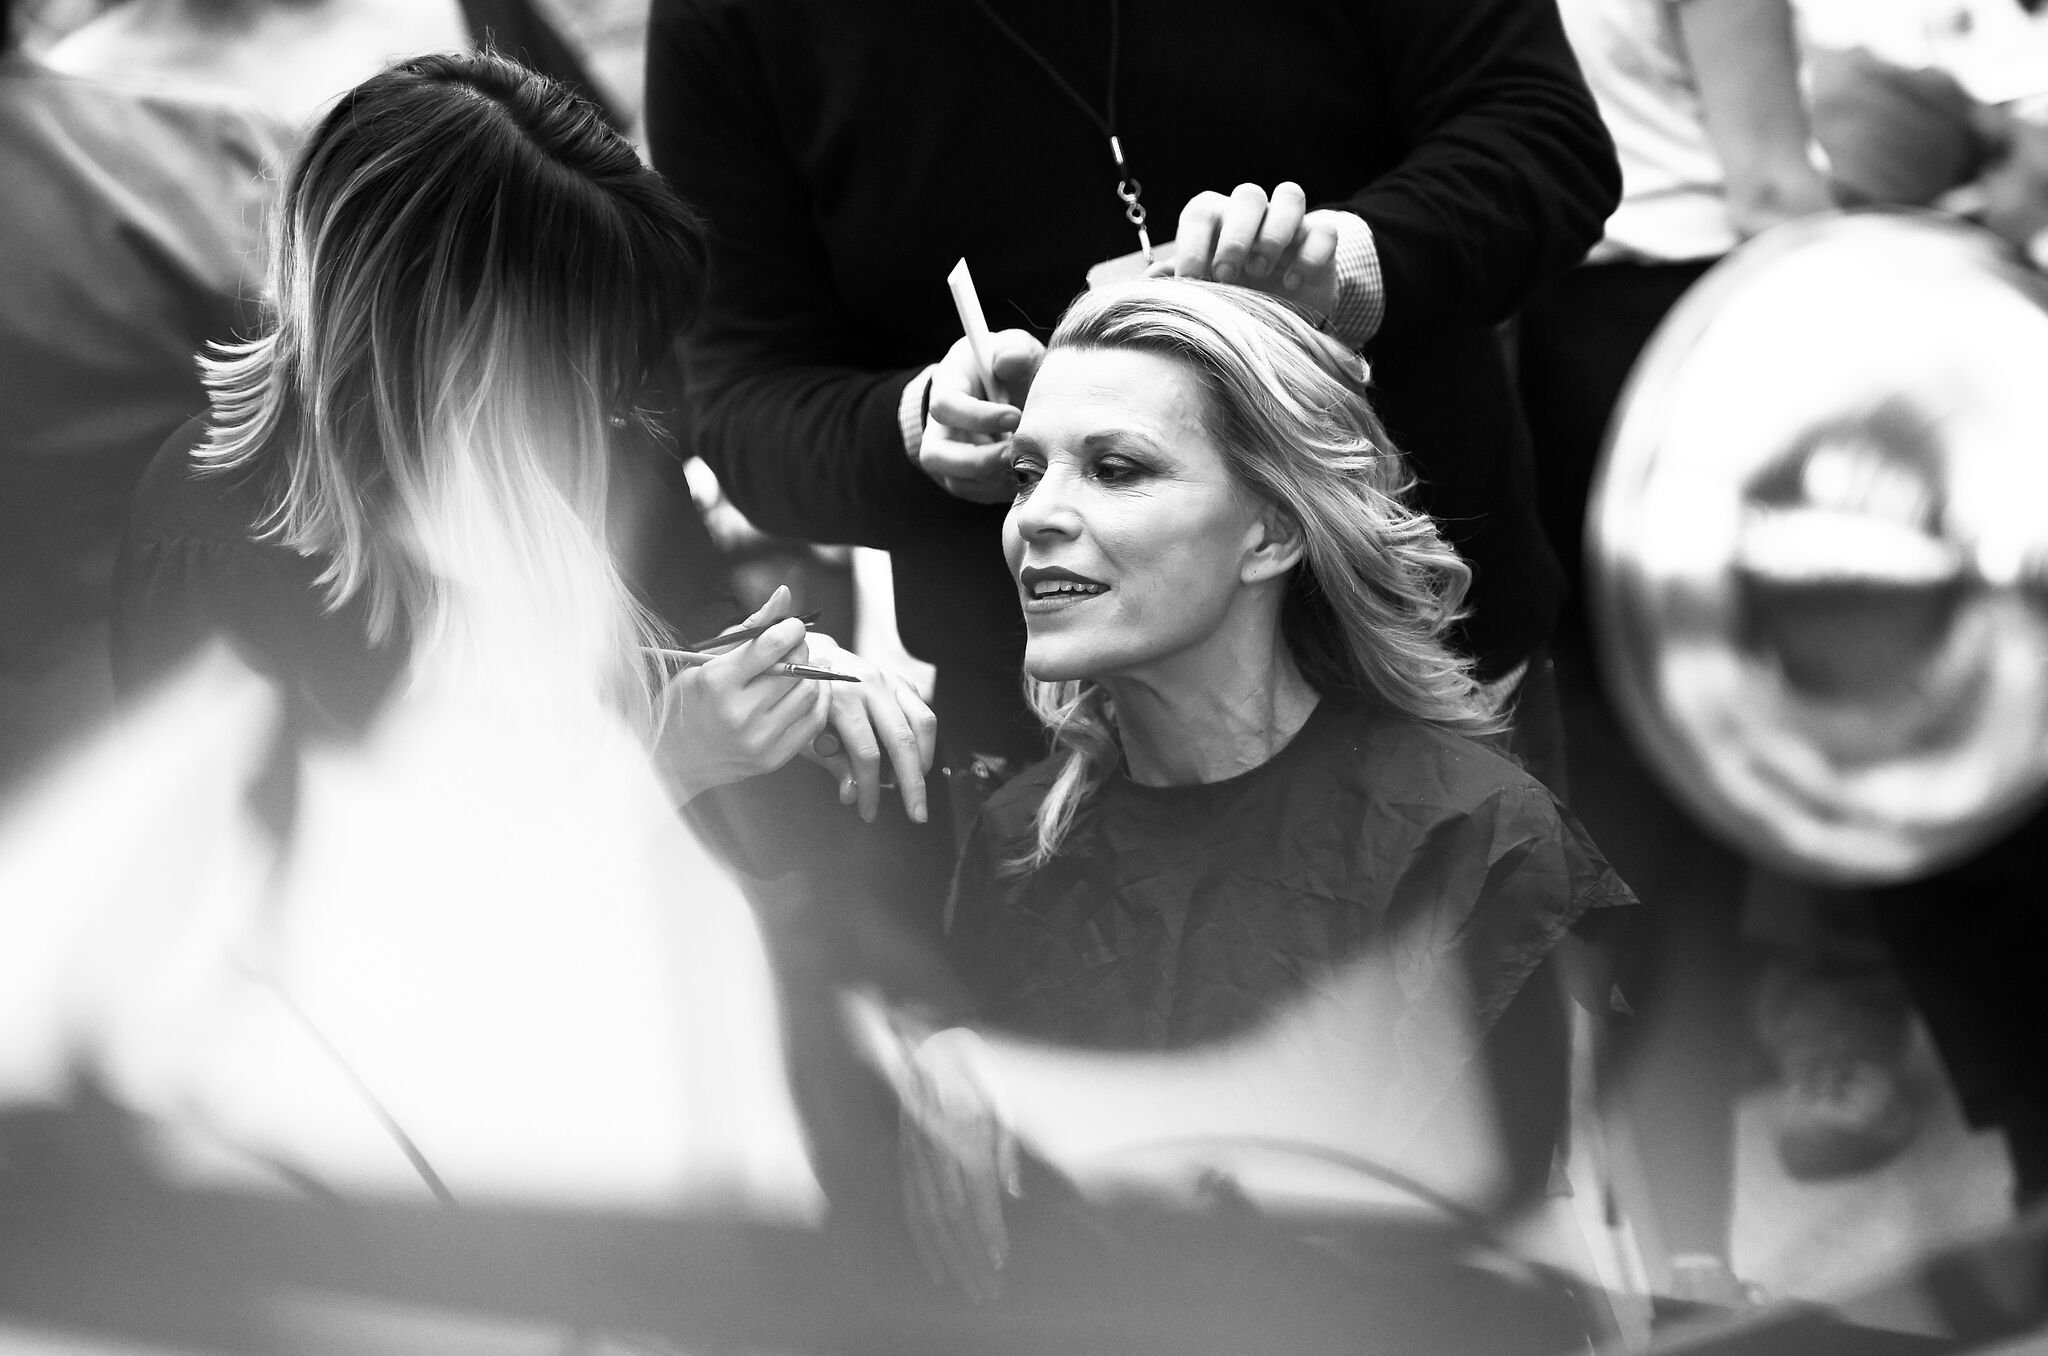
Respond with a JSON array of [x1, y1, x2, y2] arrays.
[[1242, 505, 1307, 584]]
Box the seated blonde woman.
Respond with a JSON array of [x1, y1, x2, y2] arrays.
[[877, 279, 1635, 1300]]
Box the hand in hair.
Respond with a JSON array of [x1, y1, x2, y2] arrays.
[[919, 329, 1045, 504], [842, 991, 1020, 1304], [1157, 181, 1342, 323], [655, 586, 831, 804], [797, 630, 938, 824]]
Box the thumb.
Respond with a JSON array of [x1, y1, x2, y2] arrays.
[[736, 583, 796, 632]]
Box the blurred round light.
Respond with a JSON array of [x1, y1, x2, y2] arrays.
[[1589, 211, 2048, 884]]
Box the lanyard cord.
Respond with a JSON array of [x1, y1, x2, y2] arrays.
[[966, 0, 1120, 138], [965, 0, 1153, 257]]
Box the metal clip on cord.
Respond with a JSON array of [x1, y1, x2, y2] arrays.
[[1111, 135, 1153, 263]]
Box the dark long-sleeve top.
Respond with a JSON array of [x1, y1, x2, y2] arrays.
[[645, 0, 1620, 727], [111, 419, 404, 737]]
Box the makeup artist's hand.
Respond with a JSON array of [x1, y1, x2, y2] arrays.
[[919, 329, 1044, 504], [654, 586, 829, 804], [1155, 181, 1343, 322], [798, 632, 938, 824], [843, 992, 1019, 1303]]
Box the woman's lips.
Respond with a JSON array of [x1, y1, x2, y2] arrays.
[[1019, 564, 1109, 605]]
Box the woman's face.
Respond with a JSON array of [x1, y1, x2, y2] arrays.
[[1004, 347, 1276, 685]]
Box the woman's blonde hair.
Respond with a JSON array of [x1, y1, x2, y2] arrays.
[[198, 50, 706, 729], [1016, 279, 1504, 870]]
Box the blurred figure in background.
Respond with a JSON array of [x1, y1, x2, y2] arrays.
[[1800, 0, 2048, 213], [1514, 0, 1834, 1303], [39, 0, 619, 131], [1771, 0, 2048, 1212], [0, 0, 282, 807]]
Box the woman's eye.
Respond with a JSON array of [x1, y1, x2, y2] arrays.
[[1010, 460, 1044, 494], [1091, 455, 1142, 484]]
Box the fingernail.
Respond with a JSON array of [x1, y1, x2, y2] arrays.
[[911, 801, 927, 824], [1214, 262, 1237, 284], [1247, 256, 1271, 278], [1283, 271, 1302, 291], [840, 778, 855, 804], [996, 410, 1019, 430]]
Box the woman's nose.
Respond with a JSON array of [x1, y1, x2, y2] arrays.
[[1013, 464, 1083, 540]]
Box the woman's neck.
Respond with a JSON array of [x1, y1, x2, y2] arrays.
[[1103, 637, 1321, 788]]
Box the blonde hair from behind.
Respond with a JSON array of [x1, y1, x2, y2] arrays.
[[198, 50, 707, 732]]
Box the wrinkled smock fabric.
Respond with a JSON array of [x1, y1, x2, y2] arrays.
[[949, 697, 1634, 1053]]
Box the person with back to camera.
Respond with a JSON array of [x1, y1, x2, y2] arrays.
[[877, 279, 1637, 1301], [111, 47, 935, 836], [2, 51, 849, 1225]]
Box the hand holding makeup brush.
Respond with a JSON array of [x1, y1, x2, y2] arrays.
[[917, 259, 1047, 504], [654, 586, 936, 821], [655, 585, 831, 805]]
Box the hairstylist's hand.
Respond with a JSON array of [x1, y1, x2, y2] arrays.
[[797, 631, 938, 824], [1156, 181, 1342, 322], [919, 329, 1045, 504], [843, 992, 1020, 1303], [655, 586, 829, 804]]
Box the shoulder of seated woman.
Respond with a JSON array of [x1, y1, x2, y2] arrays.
[[1338, 710, 1559, 810]]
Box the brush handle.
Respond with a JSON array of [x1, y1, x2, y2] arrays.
[[644, 647, 860, 683], [947, 258, 1000, 400]]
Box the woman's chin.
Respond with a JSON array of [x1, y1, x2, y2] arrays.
[[1021, 639, 1101, 686]]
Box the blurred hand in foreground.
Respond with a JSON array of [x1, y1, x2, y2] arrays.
[[843, 990, 1020, 1302]]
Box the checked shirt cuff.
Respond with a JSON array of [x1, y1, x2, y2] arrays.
[[899, 364, 939, 462], [1327, 211, 1385, 350]]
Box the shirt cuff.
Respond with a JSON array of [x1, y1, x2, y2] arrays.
[[1327, 211, 1385, 349], [899, 364, 938, 463]]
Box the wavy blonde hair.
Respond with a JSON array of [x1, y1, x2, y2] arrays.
[[1015, 279, 1505, 871], [198, 50, 707, 731]]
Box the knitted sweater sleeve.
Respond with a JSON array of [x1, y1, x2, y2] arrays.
[[643, 0, 964, 551], [1342, 0, 1621, 344]]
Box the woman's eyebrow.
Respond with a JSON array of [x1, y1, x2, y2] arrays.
[[1080, 429, 1163, 455], [1007, 427, 1162, 459]]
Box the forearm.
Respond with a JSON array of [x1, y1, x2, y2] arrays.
[[1677, 0, 1835, 236], [1342, 0, 1621, 340], [647, 0, 947, 549], [685, 352, 952, 549]]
